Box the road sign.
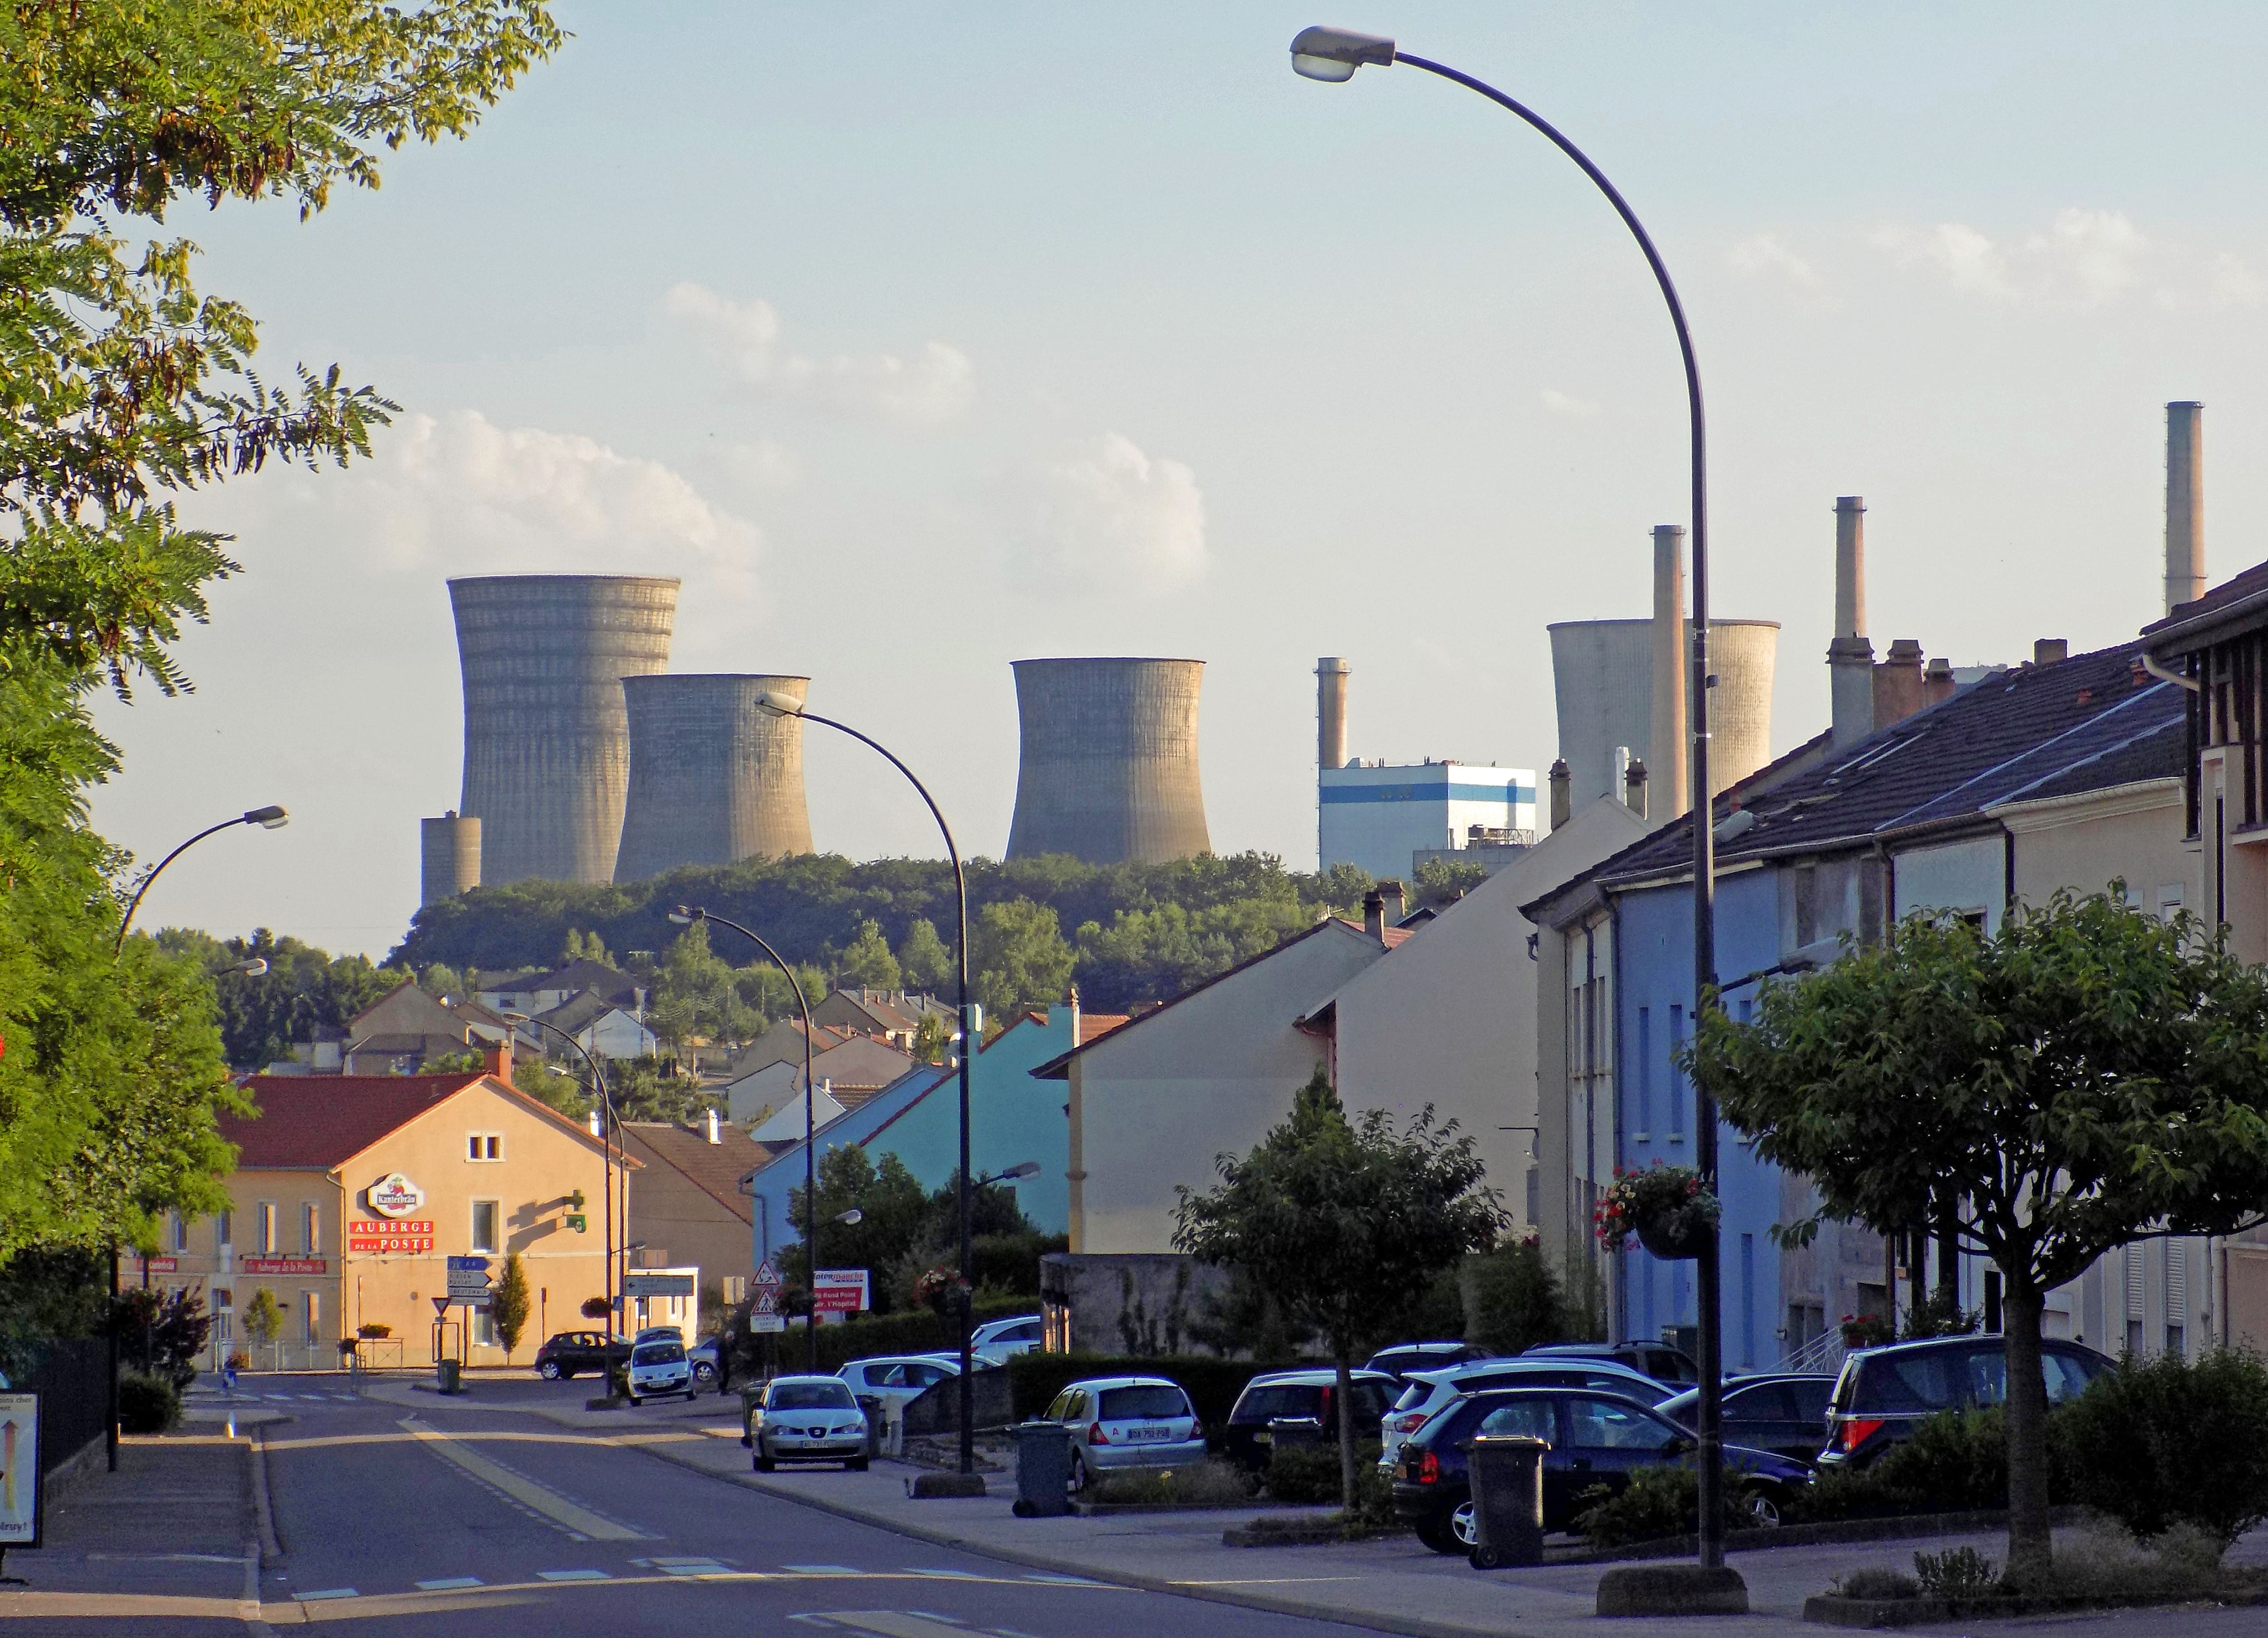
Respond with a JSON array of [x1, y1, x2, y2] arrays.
[[0, 1392, 43, 1548], [812, 1269, 869, 1315], [431, 1297, 451, 1317], [445, 1255, 492, 1300], [753, 1260, 781, 1289], [623, 1271, 694, 1300], [751, 1314, 786, 1334], [752, 1289, 778, 1315]]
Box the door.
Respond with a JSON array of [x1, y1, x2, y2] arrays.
[[1555, 1395, 1683, 1522], [1721, 1381, 1807, 1460]]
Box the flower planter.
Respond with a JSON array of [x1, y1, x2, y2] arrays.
[[1599, 1163, 1721, 1259], [1636, 1214, 1713, 1261]]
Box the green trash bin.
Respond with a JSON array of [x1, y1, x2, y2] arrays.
[[1464, 1435, 1547, 1569], [436, 1358, 462, 1395]]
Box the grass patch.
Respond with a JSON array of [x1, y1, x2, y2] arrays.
[[1085, 1459, 1257, 1506]]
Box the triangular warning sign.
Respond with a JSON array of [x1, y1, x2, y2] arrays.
[[432, 1296, 451, 1317], [753, 1260, 781, 1288]]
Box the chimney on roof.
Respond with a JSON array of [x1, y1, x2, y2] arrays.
[[1650, 525, 1689, 819], [588, 1109, 601, 1138], [483, 1039, 513, 1084], [1829, 497, 1877, 749], [1874, 639, 1927, 729], [1547, 759, 1571, 831], [706, 1107, 720, 1144], [1067, 982, 1081, 1048], [1377, 879, 1406, 927], [2034, 638, 2069, 667], [2166, 401, 2204, 616], [1923, 656, 1956, 708], [1625, 757, 1648, 819], [1363, 889, 1386, 940]]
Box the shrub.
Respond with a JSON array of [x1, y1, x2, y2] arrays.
[[1263, 1439, 1382, 1504], [1086, 1459, 1255, 1506], [1570, 1464, 1761, 1548], [2055, 1346, 2268, 1554], [117, 1371, 181, 1435], [1463, 1237, 1569, 1355], [1911, 1545, 1999, 1599], [357, 1322, 391, 1339], [1787, 1406, 2025, 1524], [1833, 1566, 1919, 1600]]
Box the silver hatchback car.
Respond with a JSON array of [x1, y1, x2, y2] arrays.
[[751, 1375, 870, 1472], [1042, 1375, 1205, 1492]]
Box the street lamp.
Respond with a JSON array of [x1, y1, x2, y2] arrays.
[[1289, 25, 1731, 1574], [751, 690, 983, 1479], [114, 805, 289, 952], [669, 905, 827, 1371], [980, 1161, 1041, 1186], [504, 1011, 621, 1352]]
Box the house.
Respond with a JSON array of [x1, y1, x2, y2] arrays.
[[742, 1083, 849, 1146], [811, 988, 955, 1049], [616, 1112, 766, 1300], [339, 983, 513, 1075], [719, 1033, 917, 1127], [476, 958, 641, 1018], [532, 988, 658, 1061], [165, 1044, 620, 1370], [708, 1018, 854, 1086], [1525, 636, 2201, 1370]]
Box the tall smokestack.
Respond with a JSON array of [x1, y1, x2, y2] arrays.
[[420, 812, 481, 905], [1829, 497, 1876, 750], [1005, 658, 1211, 865], [1649, 526, 1688, 820], [1316, 657, 1350, 772], [2166, 402, 2204, 615]]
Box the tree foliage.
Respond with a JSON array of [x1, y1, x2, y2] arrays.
[[897, 917, 951, 992], [971, 898, 1074, 1019], [836, 918, 899, 990], [781, 1146, 1054, 1312], [1174, 1068, 1504, 1509], [113, 1284, 210, 1388], [491, 1250, 530, 1358], [158, 925, 400, 1068], [1688, 889, 2268, 1582]]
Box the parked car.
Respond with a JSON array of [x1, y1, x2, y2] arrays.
[[1656, 1374, 1836, 1465], [1392, 1386, 1811, 1553], [1819, 1334, 2113, 1471], [632, 1325, 684, 1346], [532, 1331, 629, 1381], [840, 1353, 961, 1414], [1378, 1357, 1677, 1472], [1523, 1341, 1700, 1386], [970, 1315, 1045, 1364], [751, 1375, 871, 1472], [1364, 1341, 1496, 1386], [685, 1335, 729, 1390], [625, 1340, 694, 1405], [1040, 1376, 1207, 1493], [1221, 1369, 1398, 1473]]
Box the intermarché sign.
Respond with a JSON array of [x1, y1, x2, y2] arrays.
[[349, 1219, 434, 1253]]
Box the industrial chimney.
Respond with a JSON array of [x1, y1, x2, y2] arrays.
[[1316, 657, 1351, 772], [449, 574, 680, 886], [1649, 525, 1688, 820], [419, 812, 481, 905], [1005, 658, 1211, 865], [614, 674, 814, 882], [1829, 496, 1875, 750], [2166, 402, 2204, 615]]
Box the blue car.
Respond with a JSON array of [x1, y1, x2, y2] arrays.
[[1391, 1386, 1812, 1554]]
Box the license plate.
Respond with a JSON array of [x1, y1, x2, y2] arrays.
[[1125, 1424, 1175, 1442], [1254, 1430, 1272, 1446]]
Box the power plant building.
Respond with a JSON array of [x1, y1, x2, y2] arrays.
[[419, 812, 481, 906], [1320, 760, 1538, 883], [1005, 657, 1211, 865], [448, 574, 680, 886], [1549, 616, 1778, 811], [614, 674, 814, 882]]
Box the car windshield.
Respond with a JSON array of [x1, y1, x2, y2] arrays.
[[1234, 1385, 1321, 1423], [770, 1381, 856, 1411], [1099, 1385, 1188, 1420], [632, 1343, 684, 1364]]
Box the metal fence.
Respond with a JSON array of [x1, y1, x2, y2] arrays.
[[18, 1337, 109, 1477]]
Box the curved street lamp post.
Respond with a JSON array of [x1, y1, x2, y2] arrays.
[[1288, 26, 1728, 1571], [751, 691, 981, 1478], [507, 1012, 623, 1368], [114, 805, 289, 952]]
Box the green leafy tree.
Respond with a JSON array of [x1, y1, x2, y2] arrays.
[[514, 1054, 587, 1119], [1174, 1068, 1504, 1509], [971, 898, 1074, 1019], [1464, 1235, 1571, 1355], [241, 1287, 282, 1350], [1073, 898, 1312, 1009], [112, 1285, 213, 1389], [490, 1251, 530, 1359], [780, 1147, 931, 1309], [909, 1013, 950, 1065], [897, 918, 952, 993], [836, 919, 900, 990], [607, 1058, 698, 1124], [1687, 889, 2268, 1584], [156, 928, 400, 1068]]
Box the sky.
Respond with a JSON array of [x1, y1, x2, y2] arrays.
[[88, 3, 2268, 957]]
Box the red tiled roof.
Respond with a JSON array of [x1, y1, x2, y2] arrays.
[[224, 1074, 485, 1168], [1076, 1013, 1129, 1045]]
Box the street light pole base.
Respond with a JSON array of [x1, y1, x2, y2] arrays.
[[1596, 1564, 1748, 1617], [907, 1472, 987, 1499]]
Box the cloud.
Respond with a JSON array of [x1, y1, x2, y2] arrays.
[[1004, 432, 1206, 594], [1859, 207, 2249, 310], [2201, 252, 2267, 309], [320, 410, 762, 596], [1540, 388, 1601, 421], [1868, 220, 2012, 299], [1727, 233, 1818, 287], [663, 282, 975, 424]]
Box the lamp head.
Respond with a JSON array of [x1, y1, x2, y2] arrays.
[[228, 957, 269, 978], [501, 1011, 531, 1024], [999, 1160, 1042, 1181], [244, 804, 289, 829], [1291, 24, 1396, 81], [667, 905, 701, 926], [834, 1207, 865, 1226], [753, 690, 805, 718]]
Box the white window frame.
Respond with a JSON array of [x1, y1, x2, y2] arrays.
[[470, 1199, 500, 1255], [168, 1211, 188, 1253]]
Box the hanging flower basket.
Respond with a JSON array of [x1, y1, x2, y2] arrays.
[[1594, 1163, 1721, 1261]]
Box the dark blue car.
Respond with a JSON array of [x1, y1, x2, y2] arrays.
[[1391, 1386, 1813, 1554]]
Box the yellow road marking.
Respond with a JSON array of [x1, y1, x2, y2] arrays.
[[398, 1418, 646, 1540]]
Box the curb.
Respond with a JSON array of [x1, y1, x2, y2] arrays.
[[1559, 1505, 2092, 1565], [248, 1428, 283, 1568], [1802, 1585, 2268, 1628]]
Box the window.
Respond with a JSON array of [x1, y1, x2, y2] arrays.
[[303, 1291, 320, 1343], [302, 1203, 320, 1255], [1476, 1400, 1553, 1441], [216, 1210, 233, 1250], [1098, 1385, 1191, 1421], [1633, 1006, 1651, 1138], [1565, 1396, 1673, 1451], [467, 1132, 503, 1162], [213, 1288, 233, 1342], [1667, 1006, 1686, 1137], [1725, 1383, 1797, 1424], [168, 1212, 188, 1253], [257, 1202, 278, 1255], [470, 1200, 500, 1255], [474, 1310, 500, 1349]]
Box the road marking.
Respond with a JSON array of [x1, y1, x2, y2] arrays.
[[649, 1556, 726, 1567], [536, 1568, 611, 1582], [293, 1587, 359, 1601], [414, 1577, 484, 1591], [808, 1617, 978, 1638], [398, 1417, 647, 1540], [906, 1568, 982, 1579], [785, 1563, 862, 1574], [1022, 1573, 1105, 1585]]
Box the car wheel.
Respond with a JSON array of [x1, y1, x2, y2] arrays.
[[1416, 1520, 1461, 1555], [755, 1455, 775, 1473], [847, 1457, 869, 1473], [1746, 1485, 1785, 1529], [537, 1360, 562, 1380], [1449, 1501, 1478, 1549], [627, 1394, 641, 1407], [1067, 1451, 1089, 1495], [692, 1361, 717, 1384]]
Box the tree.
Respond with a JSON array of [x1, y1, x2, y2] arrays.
[[836, 919, 900, 990], [971, 899, 1074, 1019], [1464, 1236, 1571, 1356], [780, 1147, 931, 1309], [897, 918, 952, 993], [1687, 890, 2268, 1584], [1174, 1068, 1504, 1509], [909, 1013, 950, 1065], [491, 1251, 530, 1360], [241, 1287, 283, 1352]]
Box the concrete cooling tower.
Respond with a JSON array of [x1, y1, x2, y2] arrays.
[[614, 674, 814, 882], [420, 812, 481, 906], [1005, 657, 1211, 865], [450, 574, 680, 886], [1549, 619, 1778, 810]]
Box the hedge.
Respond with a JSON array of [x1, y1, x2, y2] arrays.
[[743, 1296, 1035, 1376], [1007, 1353, 1297, 1437]]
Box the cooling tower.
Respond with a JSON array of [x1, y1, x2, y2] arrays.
[[1549, 619, 1778, 810], [614, 674, 814, 882], [449, 574, 680, 886], [1005, 657, 1211, 864], [420, 812, 481, 906]]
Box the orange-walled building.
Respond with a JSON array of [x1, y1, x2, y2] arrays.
[[144, 1049, 628, 1368]]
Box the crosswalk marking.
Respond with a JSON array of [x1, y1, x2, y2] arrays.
[[785, 1564, 861, 1574], [536, 1568, 610, 1582], [907, 1568, 982, 1579], [293, 1587, 358, 1601], [414, 1577, 483, 1591]]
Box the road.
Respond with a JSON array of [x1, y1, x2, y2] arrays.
[[245, 1387, 1374, 1636]]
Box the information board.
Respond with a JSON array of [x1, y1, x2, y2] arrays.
[[0, 1392, 40, 1548], [812, 1269, 870, 1314]]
